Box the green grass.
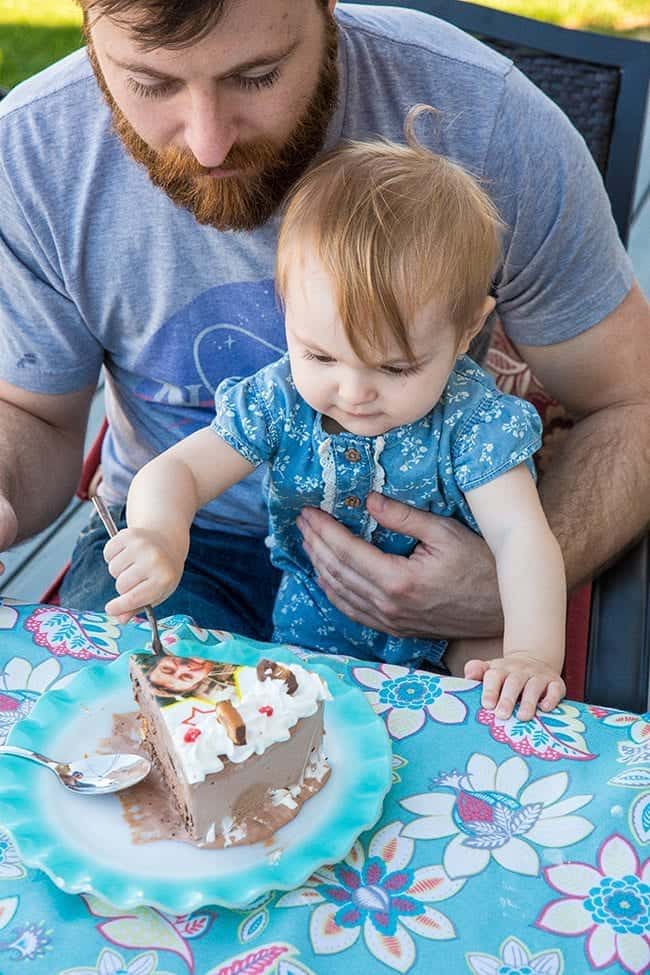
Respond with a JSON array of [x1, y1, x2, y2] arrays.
[[472, 0, 650, 38], [0, 0, 647, 91], [0, 1, 83, 90]]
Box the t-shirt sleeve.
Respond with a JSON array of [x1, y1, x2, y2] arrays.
[[452, 390, 543, 493], [486, 66, 635, 346], [0, 148, 103, 393], [211, 370, 284, 466]]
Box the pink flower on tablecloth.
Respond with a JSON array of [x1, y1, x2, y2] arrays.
[[401, 754, 594, 879], [205, 943, 299, 975], [477, 701, 596, 762], [25, 607, 120, 660], [536, 833, 650, 974], [352, 663, 473, 740]]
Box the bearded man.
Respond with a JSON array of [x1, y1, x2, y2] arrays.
[[0, 2, 648, 685]]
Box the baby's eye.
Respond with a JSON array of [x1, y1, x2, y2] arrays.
[[304, 351, 335, 364], [382, 364, 420, 377]]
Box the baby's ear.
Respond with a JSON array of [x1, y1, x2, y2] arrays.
[[457, 296, 497, 354]]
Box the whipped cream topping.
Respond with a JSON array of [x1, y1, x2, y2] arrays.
[[160, 661, 331, 784]]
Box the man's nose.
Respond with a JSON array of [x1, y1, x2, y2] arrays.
[[184, 89, 236, 168]]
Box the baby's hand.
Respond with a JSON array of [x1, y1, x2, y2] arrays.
[[464, 652, 566, 722], [103, 527, 184, 623]]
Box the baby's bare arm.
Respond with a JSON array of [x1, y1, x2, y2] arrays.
[[464, 464, 567, 719], [104, 429, 255, 619]]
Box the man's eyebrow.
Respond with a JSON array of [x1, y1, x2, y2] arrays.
[[105, 42, 299, 82]]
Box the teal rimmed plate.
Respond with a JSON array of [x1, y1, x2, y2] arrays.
[[0, 640, 392, 912]]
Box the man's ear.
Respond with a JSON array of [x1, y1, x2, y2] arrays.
[[457, 296, 497, 355]]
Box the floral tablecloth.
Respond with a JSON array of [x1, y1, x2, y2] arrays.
[[0, 598, 648, 975]]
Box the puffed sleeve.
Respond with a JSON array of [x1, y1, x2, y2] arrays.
[[452, 390, 543, 493], [210, 357, 292, 466]]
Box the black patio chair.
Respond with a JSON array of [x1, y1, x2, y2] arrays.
[[363, 0, 650, 711]]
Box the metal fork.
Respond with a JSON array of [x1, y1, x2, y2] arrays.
[[91, 495, 164, 655]]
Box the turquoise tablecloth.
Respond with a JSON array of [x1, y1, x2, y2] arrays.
[[0, 598, 648, 975]]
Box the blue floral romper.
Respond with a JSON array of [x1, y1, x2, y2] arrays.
[[211, 354, 542, 666]]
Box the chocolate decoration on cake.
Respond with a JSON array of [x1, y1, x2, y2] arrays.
[[215, 700, 247, 745], [256, 658, 298, 695]]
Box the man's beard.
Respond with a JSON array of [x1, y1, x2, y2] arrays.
[[86, 16, 339, 231]]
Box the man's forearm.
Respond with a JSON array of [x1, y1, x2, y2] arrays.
[[0, 400, 85, 546], [539, 402, 650, 591]]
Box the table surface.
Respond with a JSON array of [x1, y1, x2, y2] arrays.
[[0, 598, 648, 975]]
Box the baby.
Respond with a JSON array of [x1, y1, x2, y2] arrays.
[[104, 106, 566, 721]]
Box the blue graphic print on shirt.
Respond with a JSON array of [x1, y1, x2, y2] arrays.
[[102, 279, 287, 530]]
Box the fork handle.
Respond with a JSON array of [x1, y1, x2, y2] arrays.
[[91, 496, 165, 655], [91, 494, 119, 538]]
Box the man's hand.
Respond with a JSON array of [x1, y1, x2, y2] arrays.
[[0, 494, 18, 577], [297, 493, 503, 639], [464, 652, 566, 721], [103, 527, 185, 623]]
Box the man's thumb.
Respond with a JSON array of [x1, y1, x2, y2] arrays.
[[0, 495, 18, 554], [366, 492, 439, 540]]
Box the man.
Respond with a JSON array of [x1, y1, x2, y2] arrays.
[[0, 1, 648, 697]]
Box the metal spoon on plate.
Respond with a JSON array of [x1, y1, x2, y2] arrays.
[[0, 744, 151, 795]]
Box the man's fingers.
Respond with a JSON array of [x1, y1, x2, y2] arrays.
[[366, 492, 451, 544], [302, 538, 374, 602], [0, 496, 18, 553], [299, 508, 399, 593], [316, 576, 389, 633]]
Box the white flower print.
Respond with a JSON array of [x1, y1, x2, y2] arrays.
[[62, 947, 174, 975], [467, 935, 563, 974], [401, 754, 594, 879], [537, 833, 649, 975]]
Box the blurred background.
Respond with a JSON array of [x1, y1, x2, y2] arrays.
[[0, 0, 648, 90]]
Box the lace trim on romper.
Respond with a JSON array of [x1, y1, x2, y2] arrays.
[[318, 438, 336, 514], [364, 435, 386, 541]]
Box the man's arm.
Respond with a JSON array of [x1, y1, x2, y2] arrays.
[[522, 280, 650, 589], [0, 379, 96, 568], [298, 281, 650, 639]]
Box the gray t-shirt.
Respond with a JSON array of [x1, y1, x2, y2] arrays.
[[0, 3, 634, 536]]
